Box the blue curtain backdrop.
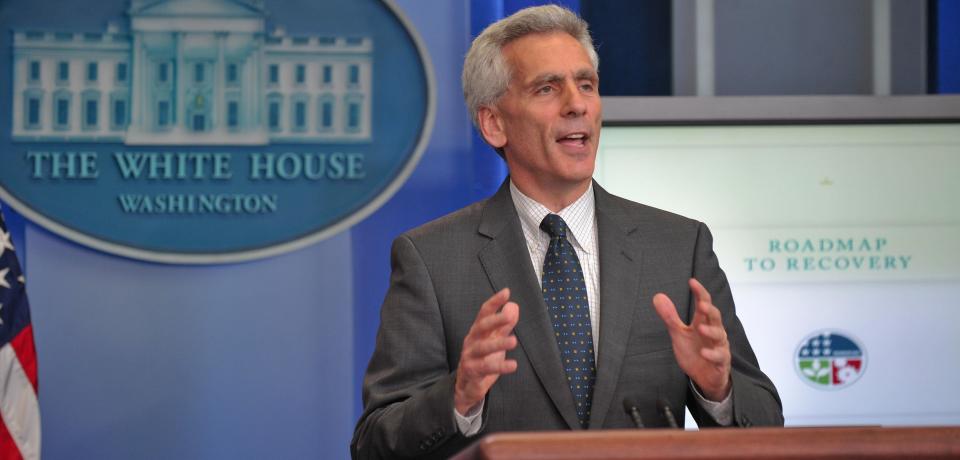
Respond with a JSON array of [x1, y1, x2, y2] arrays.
[[936, 0, 960, 93]]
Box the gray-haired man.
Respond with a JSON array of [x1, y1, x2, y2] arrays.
[[352, 6, 782, 459]]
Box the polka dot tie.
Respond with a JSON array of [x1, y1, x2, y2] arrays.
[[540, 214, 596, 429]]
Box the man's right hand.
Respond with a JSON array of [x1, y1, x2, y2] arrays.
[[454, 288, 520, 415]]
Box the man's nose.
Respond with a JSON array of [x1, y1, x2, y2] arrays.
[[562, 82, 587, 118]]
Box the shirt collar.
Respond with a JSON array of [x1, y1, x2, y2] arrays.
[[509, 180, 596, 254]]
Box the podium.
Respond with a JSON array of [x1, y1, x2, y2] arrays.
[[452, 426, 960, 460]]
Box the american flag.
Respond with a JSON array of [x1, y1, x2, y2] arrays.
[[0, 207, 40, 460]]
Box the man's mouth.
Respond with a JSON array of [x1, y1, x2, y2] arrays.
[[557, 132, 588, 147]]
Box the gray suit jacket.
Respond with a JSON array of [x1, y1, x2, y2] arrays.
[[352, 181, 783, 459]]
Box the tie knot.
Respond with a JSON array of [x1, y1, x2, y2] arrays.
[[540, 214, 569, 239]]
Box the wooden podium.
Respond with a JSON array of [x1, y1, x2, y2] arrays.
[[452, 426, 960, 460]]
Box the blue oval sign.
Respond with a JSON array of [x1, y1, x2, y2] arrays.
[[0, 0, 434, 263]]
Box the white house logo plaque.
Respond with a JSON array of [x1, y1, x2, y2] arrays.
[[0, 0, 434, 263]]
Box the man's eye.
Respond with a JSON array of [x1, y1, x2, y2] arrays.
[[537, 86, 553, 94], [580, 83, 594, 92]]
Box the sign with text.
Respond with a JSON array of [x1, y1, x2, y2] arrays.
[[596, 124, 960, 283], [0, 0, 434, 263], [596, 123, 960, 426]]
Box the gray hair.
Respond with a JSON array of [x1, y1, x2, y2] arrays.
[[462, 5, 599, 131]]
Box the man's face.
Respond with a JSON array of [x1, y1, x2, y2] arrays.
[[481, 32, 602, 196]]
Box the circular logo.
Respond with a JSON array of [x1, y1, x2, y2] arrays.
[[0, 0, 434, 264], [795, 330, 867, 390]]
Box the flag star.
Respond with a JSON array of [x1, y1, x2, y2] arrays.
[[18, 275, 25, 285], [0, 268, 9, 289], [0, 230, 13, 258], [0, 303, 3, 325]]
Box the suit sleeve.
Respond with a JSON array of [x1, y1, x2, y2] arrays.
[[351, 235, 474, 459], [686, 222, 785, 428]]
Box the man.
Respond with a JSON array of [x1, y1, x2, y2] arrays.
[[352, 5, 782, 459]]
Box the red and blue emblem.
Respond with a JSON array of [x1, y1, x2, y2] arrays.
[[795, 330, 866, 390]]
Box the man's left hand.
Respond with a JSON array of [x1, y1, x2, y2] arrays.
[[652, 278, 732, 401]]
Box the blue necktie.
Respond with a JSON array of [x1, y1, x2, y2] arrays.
[[540, 214, 596, 428]]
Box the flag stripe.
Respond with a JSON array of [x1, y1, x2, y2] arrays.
[[9, 327, 37, 393], [0, 418, 24, 460], [0, 207, 39, 460], [0, 343, 40, 460]]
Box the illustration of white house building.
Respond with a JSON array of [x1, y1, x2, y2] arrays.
[[11, 0, 372, 145]]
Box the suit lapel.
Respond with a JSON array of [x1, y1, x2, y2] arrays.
[[477, 181, 581, 430], [588, 183, 643, 429]]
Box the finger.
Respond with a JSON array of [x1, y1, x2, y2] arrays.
[[476, 359, 517, 376], [475, 288, 511, 321], [689, 278, 712, 305], [700, 346, 731, 365], [470, 302, 519, 338], [494, 302, 520, 335], [695, 299, 723, 327], [463, 335, 518, 359], [467, 356, 518, 377], [652, 293, 685, 331], [697, 323, 727, 343], [470, 297, 516, 335], [690, 280, 723, 326]]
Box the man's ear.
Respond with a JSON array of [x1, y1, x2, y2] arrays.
[[477, 106, 506, 149]]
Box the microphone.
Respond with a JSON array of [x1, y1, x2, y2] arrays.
[[657, 398, 679, 429], [621, 398, 645, 428]]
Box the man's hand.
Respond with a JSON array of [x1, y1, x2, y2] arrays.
[[454, 288, 520, 415], [652, 278, 732, 401]]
